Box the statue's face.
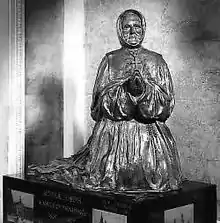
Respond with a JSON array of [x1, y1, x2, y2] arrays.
[[122, 13, 143, 47]]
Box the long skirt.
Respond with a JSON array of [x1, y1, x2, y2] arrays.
[[80, 118, 183, 191], [28, 119, 183, 192]]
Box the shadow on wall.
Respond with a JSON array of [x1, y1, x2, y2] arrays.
[[182, 0, 220, 42], [25, 75, 63, 165], [25, 0, 64, 166]]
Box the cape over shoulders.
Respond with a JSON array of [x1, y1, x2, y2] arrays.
[[105, 47, 163, 60]]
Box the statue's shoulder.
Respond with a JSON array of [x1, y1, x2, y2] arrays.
[[141, 47, 163, 60], [105, 48, 124, 58]]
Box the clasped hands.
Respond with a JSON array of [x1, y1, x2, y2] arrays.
[[124, 70, 145, 97]]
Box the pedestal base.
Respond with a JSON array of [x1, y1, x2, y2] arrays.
[[3, 174, 217, 223]]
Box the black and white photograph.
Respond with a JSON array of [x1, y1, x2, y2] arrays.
[[6, 189, 34, 223], [0, 0, 220, 222], [165, 204, 194, 223], [92, 209, 127, 223]]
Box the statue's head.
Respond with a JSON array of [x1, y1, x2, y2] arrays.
[[117, 9, 146, 48]]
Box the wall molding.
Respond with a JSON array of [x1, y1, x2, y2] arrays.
[[7, 0, 86, 174], [8, 0, 25, 176]]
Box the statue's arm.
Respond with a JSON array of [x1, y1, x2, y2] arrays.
[[135, 56, 175, 122], [91, 55, 136, 122]]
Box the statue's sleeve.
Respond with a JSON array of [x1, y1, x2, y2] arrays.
[[136, 56, 175, 123], [91, 55, 136, 122]]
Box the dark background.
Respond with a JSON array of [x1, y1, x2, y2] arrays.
[[25, 0, 64, 166]]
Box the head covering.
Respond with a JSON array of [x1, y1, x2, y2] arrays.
[[116, 9, 146, 47]]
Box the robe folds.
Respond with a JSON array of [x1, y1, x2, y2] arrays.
[[28, 46, 183, 192]]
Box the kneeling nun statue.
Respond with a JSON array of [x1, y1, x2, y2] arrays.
[[28, 9, 183, 192]]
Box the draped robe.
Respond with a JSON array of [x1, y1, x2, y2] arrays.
[[28, 46, 183, 192]]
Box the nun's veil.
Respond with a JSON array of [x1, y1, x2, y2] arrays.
[[116, 9, 146, 46]]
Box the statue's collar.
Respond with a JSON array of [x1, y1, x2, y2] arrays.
[[124, 46, 142, 57]]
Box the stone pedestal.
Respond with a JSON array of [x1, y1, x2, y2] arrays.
[[3, 174, 216, 223]]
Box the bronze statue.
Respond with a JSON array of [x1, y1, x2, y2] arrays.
[[28, 9, 183, 192]]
